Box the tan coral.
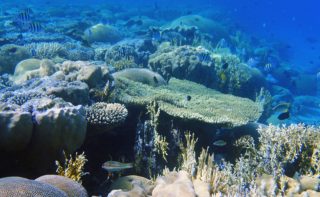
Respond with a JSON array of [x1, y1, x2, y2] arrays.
[[114, 77, 261, 127]]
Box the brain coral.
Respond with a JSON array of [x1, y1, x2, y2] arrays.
[[0, 177, 67, 197], [114, 77, 261, 127], [36, 175, 88, 197]]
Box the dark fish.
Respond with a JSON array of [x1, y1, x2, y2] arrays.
[[186, 95, 191, 101], [28, 22, 42, 32], [278, 110, 290, 120], [153, 76, 158, 84], [222, 62, 229, 69]]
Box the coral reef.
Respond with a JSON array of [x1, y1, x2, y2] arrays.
[[83, 23, 122, 43], [105, 39, 157, 69], [24, 42, 68, 59], [86, 102, 128, 135], [0, 110, 33, 152], [0, 177, 68, 197], [149, 45, 265, 98], [36, 175, 88, 197], [114, 77, 261, 127], [13, 58, 57, 84], [0, 44, 31, 74]]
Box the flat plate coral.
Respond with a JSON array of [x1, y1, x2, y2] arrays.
[[114, 77, 262, 127]]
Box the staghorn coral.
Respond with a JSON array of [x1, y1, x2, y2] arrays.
[[24, 42, 68, 59], [114, 77, 261, 127], [35, 175, 88, 197], [257, 124, 320, 177], [55, 151, 88, 183], [0, 177, 67, 197], [86, 102, 128, 129]]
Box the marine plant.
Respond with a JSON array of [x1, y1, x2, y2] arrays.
[[55, 151, 88, 183], [147, 101, 169, 162]]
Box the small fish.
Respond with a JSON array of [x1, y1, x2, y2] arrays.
[[153, 76, 158, 84], [277, 110, 290, 120], [219, 71, 227, 82], [28, 22, 42, 32], [264, 63, 272, 72], [213, 140, 227, 147], [197, 53, 211, 63], [102, 161, 133, 173], [185, 95, 191, 101]]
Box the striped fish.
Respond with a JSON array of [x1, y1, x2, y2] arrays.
[[16, 11, 31, 23], [28, 22, 42, 32]]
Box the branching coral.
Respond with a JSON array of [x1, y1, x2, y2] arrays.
[[25, 42, 67, 59], [147, 101, 169, 161], [86, 102, 128, 128], [55, 151, 88, 183]]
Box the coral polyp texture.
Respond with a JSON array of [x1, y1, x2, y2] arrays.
[[114, 77, 261, 127], [35, 175, 88, 197], [0, 177, 68, 197], [86, 102, 128, 127]]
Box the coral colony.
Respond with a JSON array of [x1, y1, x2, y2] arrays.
[[0, 1, 319, 196]]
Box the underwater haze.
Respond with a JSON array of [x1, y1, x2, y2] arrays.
[[1, 0, 320, 196]]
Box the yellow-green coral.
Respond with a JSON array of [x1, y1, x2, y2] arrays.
[[147, 101, 169, 161], [55, 151, 87, 183], [109, 56, 138, 71]]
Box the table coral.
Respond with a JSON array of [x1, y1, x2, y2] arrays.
[[114, 77, 261, 127]]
